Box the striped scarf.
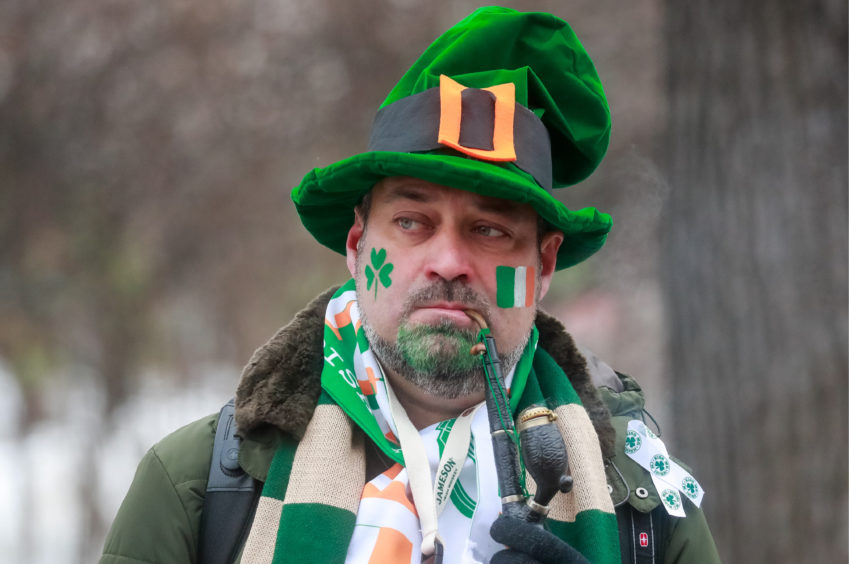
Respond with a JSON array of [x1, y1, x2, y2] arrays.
[[241, 282, 619, 563]]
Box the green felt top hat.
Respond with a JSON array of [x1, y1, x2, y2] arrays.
[[292, 6, 612, 270]]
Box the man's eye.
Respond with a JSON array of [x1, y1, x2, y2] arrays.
[[474, 225, 507, 238], [397, 217, 421, 230]]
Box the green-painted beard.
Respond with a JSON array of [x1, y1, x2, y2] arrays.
[[363, 318, 483, 399], [362, 315, 529, 399], [396, 320, 481, 377]]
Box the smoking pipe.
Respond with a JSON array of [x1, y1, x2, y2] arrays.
[[464, 310, 573, 524]]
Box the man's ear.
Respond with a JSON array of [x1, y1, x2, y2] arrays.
[[537, 230, 564, 300], [345, 210, 365, 277]]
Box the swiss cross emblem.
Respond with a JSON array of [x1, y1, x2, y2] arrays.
[[639, 532, 649, 547]]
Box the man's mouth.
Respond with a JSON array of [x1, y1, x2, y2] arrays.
[[418, 301, 469, 311], [410, 302, 478, 326]]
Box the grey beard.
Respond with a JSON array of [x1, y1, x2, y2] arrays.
[[357, 283, 530, 399], [364, 320, 484, 398]]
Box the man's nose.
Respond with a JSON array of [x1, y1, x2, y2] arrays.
[[424, 229, 475, 283]]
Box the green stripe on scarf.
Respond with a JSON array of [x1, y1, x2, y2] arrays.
[[275, 503, 356, 563], [517, 348, 583, 410], [262, 440, 298, 502], [547, 509, 622, 563]]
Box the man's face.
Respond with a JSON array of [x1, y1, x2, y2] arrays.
[[345, 176, 562, 398]]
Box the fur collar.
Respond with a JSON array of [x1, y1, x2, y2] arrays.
[[235, 286, 615, 459]]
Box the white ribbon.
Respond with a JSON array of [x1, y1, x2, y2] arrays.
[[624, 420, 705, 517]]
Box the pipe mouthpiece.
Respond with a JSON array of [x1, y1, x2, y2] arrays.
[[464, 309, 488, 330]]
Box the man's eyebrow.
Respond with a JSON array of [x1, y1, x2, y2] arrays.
[[473, 197, 522, 216]]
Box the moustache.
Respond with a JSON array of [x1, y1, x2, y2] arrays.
[[400, 280, 492, 322]]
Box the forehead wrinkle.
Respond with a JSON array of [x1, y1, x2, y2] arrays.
[[376, 183, 433, 205], [383, 186, 434, 202]]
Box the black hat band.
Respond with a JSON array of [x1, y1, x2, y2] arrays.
[[367, 79, 553, 191]]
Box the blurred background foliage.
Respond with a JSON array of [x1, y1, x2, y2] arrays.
[[0, 0, 845, 562]]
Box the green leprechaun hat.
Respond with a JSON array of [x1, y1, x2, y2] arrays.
[[291, 6, 612, 270]]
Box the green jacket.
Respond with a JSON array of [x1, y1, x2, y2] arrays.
[[101, 289, 719, 563]]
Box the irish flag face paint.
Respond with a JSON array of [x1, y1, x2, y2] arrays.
[[496, 266, 536, 308]]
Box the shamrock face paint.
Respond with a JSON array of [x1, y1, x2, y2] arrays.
[[365, 247, 393, 299], [496, 265, 535, 308]]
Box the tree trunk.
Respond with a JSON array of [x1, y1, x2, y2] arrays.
[[662, 1, 847, 562]]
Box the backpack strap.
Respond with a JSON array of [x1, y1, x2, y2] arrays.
[[199, 399, 261, 564], [616, 503, 669, 564]]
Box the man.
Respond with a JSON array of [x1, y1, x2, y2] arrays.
[[102, 7, 720, 563]]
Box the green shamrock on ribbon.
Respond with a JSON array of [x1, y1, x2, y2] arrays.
[[662, 489, 681, 511], [365, 247, 393, 299], [624, 430, 642, 454], [682, 477, 699, 498], [650, 454, 671, 476]]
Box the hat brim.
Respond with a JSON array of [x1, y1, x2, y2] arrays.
[[292, 151, 611, 270]]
